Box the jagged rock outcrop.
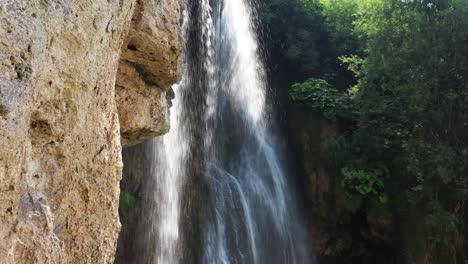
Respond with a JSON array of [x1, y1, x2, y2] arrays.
[[114, 1, 185, 260], [0, 0, 184, 263], [116, 61, 173, 147], [116, 0, 183, 146]]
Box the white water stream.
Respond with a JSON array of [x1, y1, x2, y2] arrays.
[[139, 0, 309, 263]]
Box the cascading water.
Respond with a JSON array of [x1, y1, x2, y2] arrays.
[[196, 0, 308, 263], [131, 0, 310, 263]]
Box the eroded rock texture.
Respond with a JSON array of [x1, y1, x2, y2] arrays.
[[0, 1, 134, 263], [0, 0, 184, 262], [116, 0, 184, 146]]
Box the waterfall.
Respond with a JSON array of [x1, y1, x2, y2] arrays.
[[196, 0, 308, 263], [134, 0, 309, 263]]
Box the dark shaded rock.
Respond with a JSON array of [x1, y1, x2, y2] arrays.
[[288, 105, 397, 264]]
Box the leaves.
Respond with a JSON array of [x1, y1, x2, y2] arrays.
[[119, 191, 137, 209], [341, 167, 386, 202], [289, 78, 357, 120], [324, 136, 353, 169], [276, 0, 467, 260]]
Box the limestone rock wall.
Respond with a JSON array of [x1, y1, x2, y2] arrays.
[[0, 0, 183, 263], [116, 0, 184, 147], [0, 1, 135, 263]]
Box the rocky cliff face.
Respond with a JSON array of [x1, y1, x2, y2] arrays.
[[0, 0, 183, 263], [288, 106, 341, 258], [116, 0, 183, 147]]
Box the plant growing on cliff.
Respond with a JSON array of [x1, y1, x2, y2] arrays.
[[341, 166, 388, 204], [323, 136, 352, 169], [289, 78, 356, 120], [119, 191, 137, 209]]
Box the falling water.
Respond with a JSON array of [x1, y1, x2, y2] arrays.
[[132, 0, 309, 263], [195, 0, 308, 263]]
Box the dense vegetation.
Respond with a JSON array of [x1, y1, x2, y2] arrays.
[[260, 0, 467, 263]]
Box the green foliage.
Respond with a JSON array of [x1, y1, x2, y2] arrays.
[[259, 0, 326, 77], [319, 0, 361, 54], [341, 167, 388, 203], [351, 0, 468, 203], [259, 0, 358, 89], [323, 136, 352, 169], [290, 78, 356, 120], [285, 0, 468, 261], [119, 191, 137, 209], [338, 0, 467, 261], [339, 55, 364, 81]]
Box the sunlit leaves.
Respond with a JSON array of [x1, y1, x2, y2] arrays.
[[289, 78, 357, 120], [295, 1, 468, 260]]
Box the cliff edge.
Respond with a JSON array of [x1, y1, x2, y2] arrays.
[[0, 0, 183, 263]]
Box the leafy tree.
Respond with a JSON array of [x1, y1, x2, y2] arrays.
[[287, 0, 468, 262], [258, 0, 357, 89], [337, 0, 467, 262]]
